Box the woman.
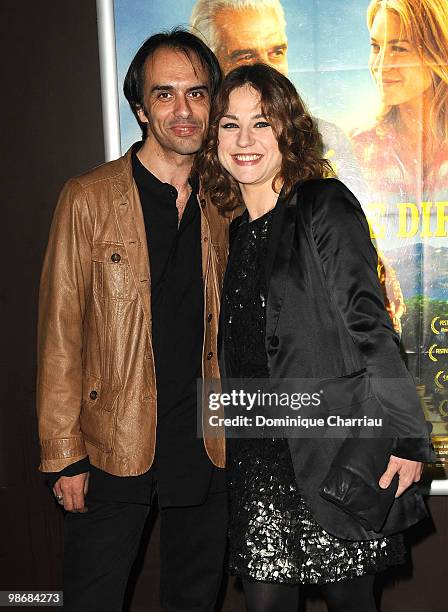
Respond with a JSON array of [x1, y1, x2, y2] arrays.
[[196, 64, 433, 612], [352, 0, 448, 200], [351, 0, 448, 449]]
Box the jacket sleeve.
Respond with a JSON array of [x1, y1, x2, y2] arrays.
[[310, 179, 434, 463], [37, 179, 94, 472]]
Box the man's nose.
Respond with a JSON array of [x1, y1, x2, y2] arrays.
[[174, 95, 192, 118]]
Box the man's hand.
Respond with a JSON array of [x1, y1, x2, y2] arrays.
[[379, 455, 423, 498], [53, 472, 89, 512]]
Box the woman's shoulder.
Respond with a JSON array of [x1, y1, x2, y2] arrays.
[[297, 177, 355, 202], [296, 178, 363, 224], [350, 121, 396, 152], [350, 122, 379, 142]]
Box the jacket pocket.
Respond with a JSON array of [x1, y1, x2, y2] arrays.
[[318, 369, 373, 415], [92, 243, 138, 300], [81, 372, 120, 413], [80, 372, 120, 451]]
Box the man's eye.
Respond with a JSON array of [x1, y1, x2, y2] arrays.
[[269, 49, 286, 58], [236, 53, 256, 63], [158, 92, 173, 100], [189, 90, 205, 99]]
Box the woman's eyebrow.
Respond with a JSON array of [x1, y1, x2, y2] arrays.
[[221, 113, 266, 120], [370, 36, 410, 44]]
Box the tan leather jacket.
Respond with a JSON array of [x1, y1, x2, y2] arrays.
[[37, 148, 232, 475]]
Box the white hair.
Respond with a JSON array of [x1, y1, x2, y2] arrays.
[[190, 0, 287, 52]]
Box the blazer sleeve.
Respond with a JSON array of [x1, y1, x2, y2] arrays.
[[310, 179, 434, 463]]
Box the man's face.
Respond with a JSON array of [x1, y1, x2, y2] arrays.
[[214, 6, 288, 76], [137, 47, 210, 156]]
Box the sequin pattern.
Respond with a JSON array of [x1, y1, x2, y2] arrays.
[[223, 208, 406, 585]]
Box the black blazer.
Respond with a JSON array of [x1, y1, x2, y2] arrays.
[[219, 178, 434, 541]]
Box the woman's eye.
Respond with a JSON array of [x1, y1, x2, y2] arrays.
[[370, 43, 380, 53], [254, 121, 271, 128], [221, 122, 239, 129], [391, 45, 408, 53]]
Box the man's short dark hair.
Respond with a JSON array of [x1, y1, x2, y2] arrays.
[[124, 28, 222, 138]]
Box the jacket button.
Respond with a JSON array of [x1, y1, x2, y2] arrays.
[[207, 313, 213, 322], [111, 253, 121, 263], [207, 351, 213, 360], [89, 390, 98, 400], [271, 335, 279, 347]]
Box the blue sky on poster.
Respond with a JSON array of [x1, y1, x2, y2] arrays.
[[115, 0, 378, 152]]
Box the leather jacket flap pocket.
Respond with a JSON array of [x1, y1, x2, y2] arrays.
[[82, 373, 120, 413], [92, 243, 137, 300]]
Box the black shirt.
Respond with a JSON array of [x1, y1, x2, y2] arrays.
[[132, 143, 215, 506], [47, 143, 224, 506], [133, 144, 203, 418]]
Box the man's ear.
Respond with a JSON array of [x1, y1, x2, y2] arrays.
[[136, 104, 149, 125]]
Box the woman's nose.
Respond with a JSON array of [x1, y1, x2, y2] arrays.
[[372, 48, 396, 72], [236, 126, 255, 147]]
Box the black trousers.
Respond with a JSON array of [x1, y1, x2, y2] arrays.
[[62, 483, 228, 611]]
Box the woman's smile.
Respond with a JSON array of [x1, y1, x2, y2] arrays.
[[231, 153, 264, 165]]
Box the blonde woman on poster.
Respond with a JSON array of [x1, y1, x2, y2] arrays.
[[352, 0, 448, 200], [351, 0, 448, 445]]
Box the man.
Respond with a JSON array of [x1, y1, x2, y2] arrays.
[[37, 30, 231, 611], [190, 0, 405, 330], [191, 0, 288, 75]]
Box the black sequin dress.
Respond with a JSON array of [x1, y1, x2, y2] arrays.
[[222, 208, 406, 585]]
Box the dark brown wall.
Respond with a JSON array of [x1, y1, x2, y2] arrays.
[[0, 0, 105, 591], [0, 2, 446, 611]]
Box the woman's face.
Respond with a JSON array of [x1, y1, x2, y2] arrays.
[[217, 85, 282, 190], [369, 8, 433, 107]]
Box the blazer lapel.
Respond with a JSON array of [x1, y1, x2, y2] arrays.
[[265, 191, 298, 347]]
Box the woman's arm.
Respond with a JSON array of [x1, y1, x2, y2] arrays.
[[310, 178, 434, 464]]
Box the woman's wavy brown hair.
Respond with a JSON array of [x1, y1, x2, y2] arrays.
[[195, 63, 332, 211]]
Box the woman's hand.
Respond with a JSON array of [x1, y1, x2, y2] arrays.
[[379, 455, 423, 498]]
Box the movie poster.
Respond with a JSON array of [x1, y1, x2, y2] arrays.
[[112, 0, 448, 472]]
